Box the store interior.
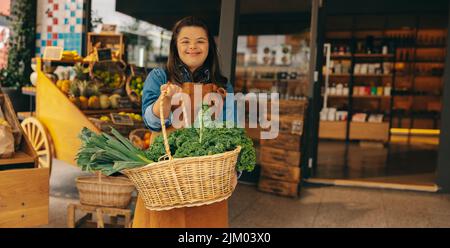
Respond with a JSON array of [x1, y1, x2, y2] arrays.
[[312, 10, 447, 189]]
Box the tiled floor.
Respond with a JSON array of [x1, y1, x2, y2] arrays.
[[40, 159, 450, 228]]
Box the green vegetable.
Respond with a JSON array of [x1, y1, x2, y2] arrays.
[[76, 127, 152, 175], [76, 106, 256, 174]]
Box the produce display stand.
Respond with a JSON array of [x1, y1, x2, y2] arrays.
[[0, 92, 49, 228], [30, 58, 140, 167]]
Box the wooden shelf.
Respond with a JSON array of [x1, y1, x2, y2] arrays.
[[350, 122, 390, 142], [319, 121, 347, 140], [0, 151, 35, 166], [354, 74, 393, 77], [352, 95, 391, 99], [82, 108, 141, 115], [354, 54, 394, 58], [329, 74, 351, 77]]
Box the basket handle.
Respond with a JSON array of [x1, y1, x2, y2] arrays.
[[159, 89, 173, 160], [159, 84, 190, 161]]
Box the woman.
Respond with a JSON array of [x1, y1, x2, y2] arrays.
[[141, 16, 234, 132], [134, 16, 235, 228]]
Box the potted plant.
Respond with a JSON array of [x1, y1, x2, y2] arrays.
[[0, 0, 36, 112]]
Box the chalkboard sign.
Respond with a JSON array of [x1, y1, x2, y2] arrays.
[[117, 97, 133, 109], [130, 64, 148, 77], [110, 113, 134, 126], [96, 48, 113, 61]]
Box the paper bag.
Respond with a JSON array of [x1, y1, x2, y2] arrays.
[[0, 124, 15, 158]]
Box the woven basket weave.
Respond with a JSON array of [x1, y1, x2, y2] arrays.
[[76, 174, 135, 208], [122, 87, 241, 211]]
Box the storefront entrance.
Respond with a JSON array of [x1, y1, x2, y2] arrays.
[[305, 0, 449, 192]]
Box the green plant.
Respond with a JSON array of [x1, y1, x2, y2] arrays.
[[0, 0, 36, 88]]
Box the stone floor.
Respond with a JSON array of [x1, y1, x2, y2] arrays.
[[40, 159, 450, 228]]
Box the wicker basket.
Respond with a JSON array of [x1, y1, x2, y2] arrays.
[[129, 128, 151, 150], [76, 173, 136, 208], [89, 61, 127, 93], [122, 89, 241, 211]]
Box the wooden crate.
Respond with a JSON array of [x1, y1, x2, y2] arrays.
[[260, 163, 301, 183], [87, 33, 124, 58], [263, 114, 304, 135], [0, 168, 49, 227], [260, 146, 301, 167], [276, 99, 308, 116], [258, 177, 299, 197], [260, 133, 301, 151]]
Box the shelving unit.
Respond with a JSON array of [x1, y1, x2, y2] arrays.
[[319, 15, 447, 142]]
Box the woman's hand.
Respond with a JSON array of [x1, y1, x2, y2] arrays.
[[160, 83, 182, 99]]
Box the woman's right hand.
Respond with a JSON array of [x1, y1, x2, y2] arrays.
[[160, 83, 182, 99]]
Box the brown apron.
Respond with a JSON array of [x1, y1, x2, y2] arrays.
[[132, 82, 233, 228]]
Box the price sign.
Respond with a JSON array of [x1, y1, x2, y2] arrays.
[[96, 48, 113, 61], [130, 64, 148, 77], [43, 46, 63, 60], [101, 24, 117, 33], [110, 113, 134, 126], [118, 97, 133, 109]]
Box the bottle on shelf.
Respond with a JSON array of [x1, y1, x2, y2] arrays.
[[384, 83, 391, 96]]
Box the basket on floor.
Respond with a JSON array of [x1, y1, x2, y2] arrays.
[[76, 174, 135, 208], [122, 88, 241, 211]]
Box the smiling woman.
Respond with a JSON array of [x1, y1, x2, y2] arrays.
[[135, 16, 234, 228]]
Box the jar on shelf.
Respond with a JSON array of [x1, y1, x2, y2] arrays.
[[384, 83, 391, 96]]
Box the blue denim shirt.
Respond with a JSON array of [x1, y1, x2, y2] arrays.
[[141, 68, 235, 131]]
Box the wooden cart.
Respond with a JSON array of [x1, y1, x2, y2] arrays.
[[0, 92, 49, 227]]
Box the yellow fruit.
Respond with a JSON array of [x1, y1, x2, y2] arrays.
[[88, 96, 100, 109], [56, 80, 63, 89], [79, 96, 88, 110], [61, 80, 71, 94], [100, 116, 110, 122], [69, 96, 81, 108]]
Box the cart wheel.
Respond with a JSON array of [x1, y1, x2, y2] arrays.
[[21, 117, 53, 173]]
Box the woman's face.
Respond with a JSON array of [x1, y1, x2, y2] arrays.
[[177, 26, 209, 73]]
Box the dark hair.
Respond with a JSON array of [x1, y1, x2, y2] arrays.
[[166, 16, 227, 87]]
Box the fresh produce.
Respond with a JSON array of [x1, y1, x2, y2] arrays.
[[100, 116, 111, 122], [119, 112, 142, 122], [143, 132, 151, 149], [73, 63, 90, 81], [94, 70, 122, 89], [129, 76, 144, 97], [77, 124, 255, 176], [99, 94, 111, 109], [56, 79, 71, 94], [146, 126, 255, 172], [69, 95, 81, 108], [79, 96, 89, 109], [109, 94, 121, 109], [88, 96, 100, 109], [76, 127, 153, 175], [62, 50, 82, 61], [77, 105, 256, 175]]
